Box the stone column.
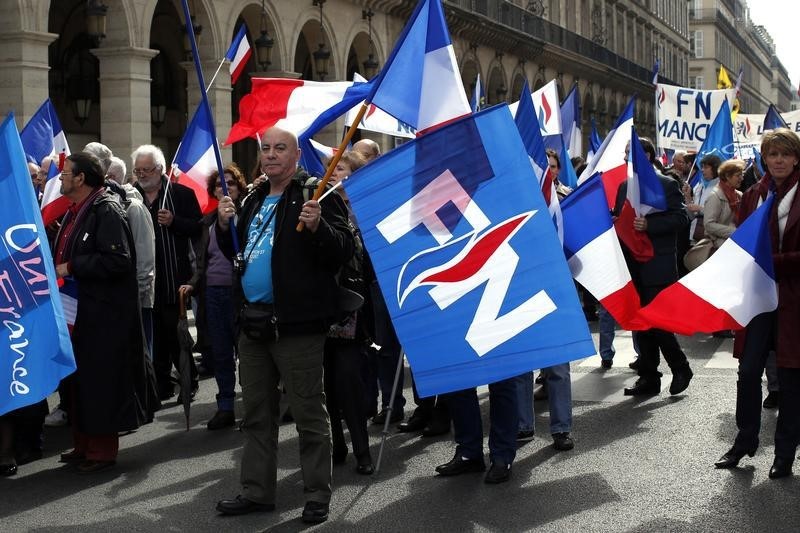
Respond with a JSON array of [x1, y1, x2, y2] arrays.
[[91, 47, 159, 160], [182, 60, 233, 163], [0, 31, 57, 127]]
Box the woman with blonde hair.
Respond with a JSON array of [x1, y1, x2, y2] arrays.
[[715, 129, 800, 478]]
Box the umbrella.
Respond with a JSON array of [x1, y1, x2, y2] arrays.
[[177, 289, 195, 430]]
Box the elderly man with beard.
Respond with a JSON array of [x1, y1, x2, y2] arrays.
[[54, 152, 151, 473], [132, 144, 202, 401]]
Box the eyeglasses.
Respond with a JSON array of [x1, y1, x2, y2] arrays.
[[60, 171, 74, 177], [133, 165, 158, 176], [215, 180, 237, 188]]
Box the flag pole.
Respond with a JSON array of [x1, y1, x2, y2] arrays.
[[205, 58, 227, 92], [179, 0, 240, 253], [295, 102, 370, 232]]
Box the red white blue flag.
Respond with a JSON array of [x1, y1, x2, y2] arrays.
[[638, 195, 777, 333], [365, 0, 470, 135], [19, 99, 71, 225], [174, 102, 218, 214], [226, 25, 251, 85], [561, 175, 642, 328]]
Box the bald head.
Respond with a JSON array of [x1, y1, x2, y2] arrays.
[[353, 139, 381, 162], [260, 127, 301, 185]]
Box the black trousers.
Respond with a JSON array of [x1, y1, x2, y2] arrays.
[[636, 284, 690, 380], [734, 312, 800, 460], [324, 338, 370, 459], [409, 374, 449, 424]]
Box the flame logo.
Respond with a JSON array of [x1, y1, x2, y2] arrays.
[[541, 95, 552, 124], [745, 117, 752, 137], [657, 88, 665, 107], [397, 213, 533, 307]]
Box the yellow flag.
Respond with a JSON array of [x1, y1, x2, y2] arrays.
[[718, 65, 732, 89]]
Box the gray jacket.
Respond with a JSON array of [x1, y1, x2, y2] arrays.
[[123, 183, 156, 308]]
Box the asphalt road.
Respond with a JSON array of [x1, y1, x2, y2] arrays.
[[3, 324, 799, 532]]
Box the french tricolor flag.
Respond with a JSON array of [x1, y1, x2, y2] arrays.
[[514, 80, 562, 243], [613, 130, 668, 262], [20, 99, 71, 225], [637, 195, 777, 334], [366, 0, 470, 135], [174, 101, 217, 214], [578, 96, 635, 208], [226, 78, 371, 144], [561, 175, 641, 328], [226, 25, 251, 85]]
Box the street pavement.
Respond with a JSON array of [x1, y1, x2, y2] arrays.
[[3, 322, 800, 532]]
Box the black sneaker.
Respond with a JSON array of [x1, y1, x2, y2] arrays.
[[601, 359, 613, 369], [552, 432, 575, 451]]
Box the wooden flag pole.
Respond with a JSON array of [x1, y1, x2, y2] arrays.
[[296, 101, 370, 232]]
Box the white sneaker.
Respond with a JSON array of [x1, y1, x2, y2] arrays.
[[44, 407, 68, 427]]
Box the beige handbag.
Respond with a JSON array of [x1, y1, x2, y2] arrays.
[[683, 238, 714, 271]]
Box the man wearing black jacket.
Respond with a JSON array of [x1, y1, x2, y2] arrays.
[[132, 145, 202, 400], [215, 127, 354, 524], [614, 143, 693, 396]]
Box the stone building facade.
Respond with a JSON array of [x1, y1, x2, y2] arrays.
[[1, 0, 690, 176], [688, 0, 793, 113]]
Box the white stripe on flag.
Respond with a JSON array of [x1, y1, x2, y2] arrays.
[[567, 227, 632, 300], [681, 241, 777, 326]]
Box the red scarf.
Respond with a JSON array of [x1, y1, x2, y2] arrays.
[[718, 180, 740, 218]]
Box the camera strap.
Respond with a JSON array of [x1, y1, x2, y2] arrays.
[[242, 196, 280, 267]]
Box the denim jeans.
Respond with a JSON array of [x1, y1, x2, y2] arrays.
[[205, 286, 236, 411], [515, 372, 534, 432], [546, 363, 572, 434], [598, 305, 616, 360], [447, 377, 518, 465]]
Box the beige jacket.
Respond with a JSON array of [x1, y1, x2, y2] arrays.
[[703, 185, 742, 249]]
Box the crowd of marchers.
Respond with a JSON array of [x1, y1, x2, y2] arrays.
[[2, 126, 800, 524]]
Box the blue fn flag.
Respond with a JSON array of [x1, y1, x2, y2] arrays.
[[690, 98, 734, 187], [764, 104, 788, 131], [343, 106, 594, 396], [0, 113, 75, 416]]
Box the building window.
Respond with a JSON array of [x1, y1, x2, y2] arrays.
[[690, 30, 703, 58], [690, 76, 704, 89]]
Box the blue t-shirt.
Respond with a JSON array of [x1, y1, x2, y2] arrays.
[[241, 195, 280, 303]]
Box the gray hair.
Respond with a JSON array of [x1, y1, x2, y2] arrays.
[[84, 142, 113, 173], [107, 156, 128, 184], [131, 144, 167, 173]]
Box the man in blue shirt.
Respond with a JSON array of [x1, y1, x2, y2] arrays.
[[215, 127, 354, 524]]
